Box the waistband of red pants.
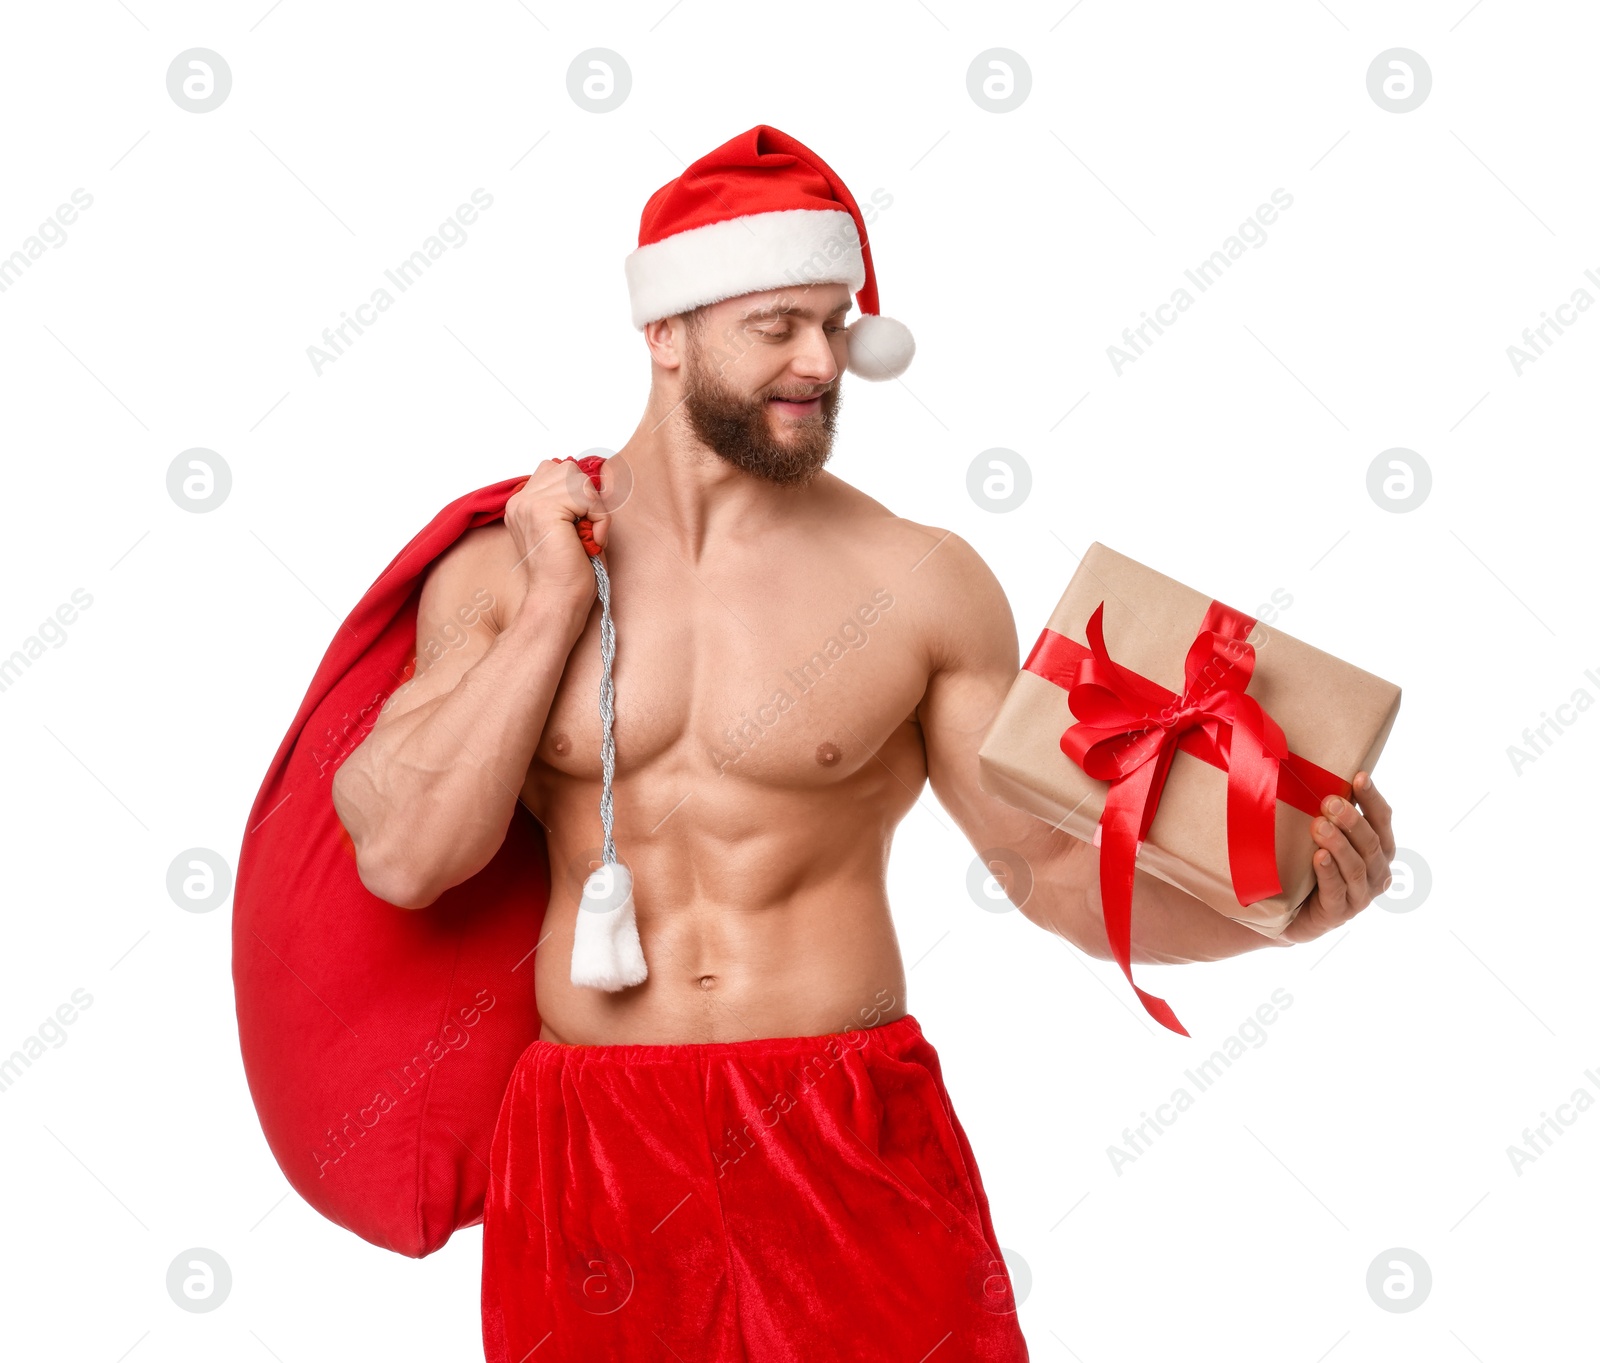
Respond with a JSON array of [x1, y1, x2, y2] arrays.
[[523, 1011, 924, 1067]]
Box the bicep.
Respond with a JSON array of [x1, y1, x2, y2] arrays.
[[913, 532, 1020, 835], [914, 535, 1098, 942], [367, 524, 512, 732]]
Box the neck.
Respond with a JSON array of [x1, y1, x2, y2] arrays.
[[610, 383, 817, 563]]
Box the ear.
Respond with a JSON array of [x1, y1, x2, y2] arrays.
[[644, 315, 687, 371]]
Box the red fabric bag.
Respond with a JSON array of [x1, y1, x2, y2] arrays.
[[232, 461, 599, 1258]]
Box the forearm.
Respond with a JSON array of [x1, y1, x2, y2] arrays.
[[1087, 855, 1294, 964], [1019, 832, 1292, 965], [335, 601, 587, 905]]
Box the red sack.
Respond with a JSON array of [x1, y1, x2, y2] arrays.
[[233, 461, 599, 1258]]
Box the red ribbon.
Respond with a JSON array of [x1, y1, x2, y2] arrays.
[[1023, 599, 1350, 1037]]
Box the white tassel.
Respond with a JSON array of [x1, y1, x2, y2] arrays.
[[571, 861, 647, 989], [569, 547, 648, 990]]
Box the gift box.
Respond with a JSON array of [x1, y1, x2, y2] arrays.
[[977, 543, 1400, 1034]]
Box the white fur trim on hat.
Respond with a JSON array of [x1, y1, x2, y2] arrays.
[[625, 208, 865, 328], [846, 313, 915, 381]]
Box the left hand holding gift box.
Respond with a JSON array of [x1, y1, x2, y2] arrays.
[[1280, 771, 1397, 945], [977, 542, 1402, 1035]]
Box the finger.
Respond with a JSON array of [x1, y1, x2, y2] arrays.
[[583, 503, 611, 551], [557, 459, 607, 518], [558, 485, 602, 548], [1321, 795, 1390, 894], [1313, 817, 1368, 896], [1352, 771, 1395, 859], [1321, 792, 1381, 861], [1311, 846, 1347, 916]]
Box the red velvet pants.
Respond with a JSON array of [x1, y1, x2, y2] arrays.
[[481, 1013, 1030, 1360]]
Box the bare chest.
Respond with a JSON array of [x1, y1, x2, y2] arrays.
[[529, 561, 924, 790]]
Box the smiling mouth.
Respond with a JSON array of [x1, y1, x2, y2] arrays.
[[768, 390, 826, 413]]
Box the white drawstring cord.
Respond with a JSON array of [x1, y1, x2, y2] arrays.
[[593, 552, 617, 868], [568, 545, 647, 990]]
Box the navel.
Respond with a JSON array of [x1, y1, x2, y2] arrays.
[[697, 974, 718, 991], [815, 741, 841, 767]]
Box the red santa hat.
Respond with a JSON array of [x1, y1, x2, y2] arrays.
[[624, 124, 915, 381]]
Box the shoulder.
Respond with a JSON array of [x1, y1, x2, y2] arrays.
[[417, 519, 521, 632], [808, 472, 962, 569], [812, 474, 1017, 673], [897, 520, 1017, 673]]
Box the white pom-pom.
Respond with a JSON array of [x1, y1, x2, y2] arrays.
[[846, 313, 915, 381], [570, 861, 647, 990]]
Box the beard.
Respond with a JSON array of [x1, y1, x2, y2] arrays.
[[681, 341, 842, 488]]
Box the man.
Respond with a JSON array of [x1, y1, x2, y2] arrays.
[[331, 127, 1396, 1361]]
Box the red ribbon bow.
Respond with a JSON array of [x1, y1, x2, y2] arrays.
[[1024, 599, 1349, 1037]]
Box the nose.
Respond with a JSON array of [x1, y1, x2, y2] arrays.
[[789, 322, 840, 384]]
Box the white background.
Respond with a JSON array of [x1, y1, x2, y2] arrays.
[[2, 1, 1594, 1359]]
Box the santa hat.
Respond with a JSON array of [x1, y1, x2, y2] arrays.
[[623, 124, 915, 381]]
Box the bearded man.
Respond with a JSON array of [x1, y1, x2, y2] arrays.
[[330, 125, 1397, 1363]]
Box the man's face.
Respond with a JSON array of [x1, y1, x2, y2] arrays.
[[679, 284, 851, 488]]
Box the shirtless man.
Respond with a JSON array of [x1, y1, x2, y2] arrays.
[[331, 126, 1397, 1360]]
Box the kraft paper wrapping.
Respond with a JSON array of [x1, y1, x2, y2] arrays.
[[977, 543, 1402, 935]]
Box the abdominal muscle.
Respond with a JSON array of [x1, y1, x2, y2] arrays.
[[533, 884, 909, 1046], [527, 734, 919, 1046]]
